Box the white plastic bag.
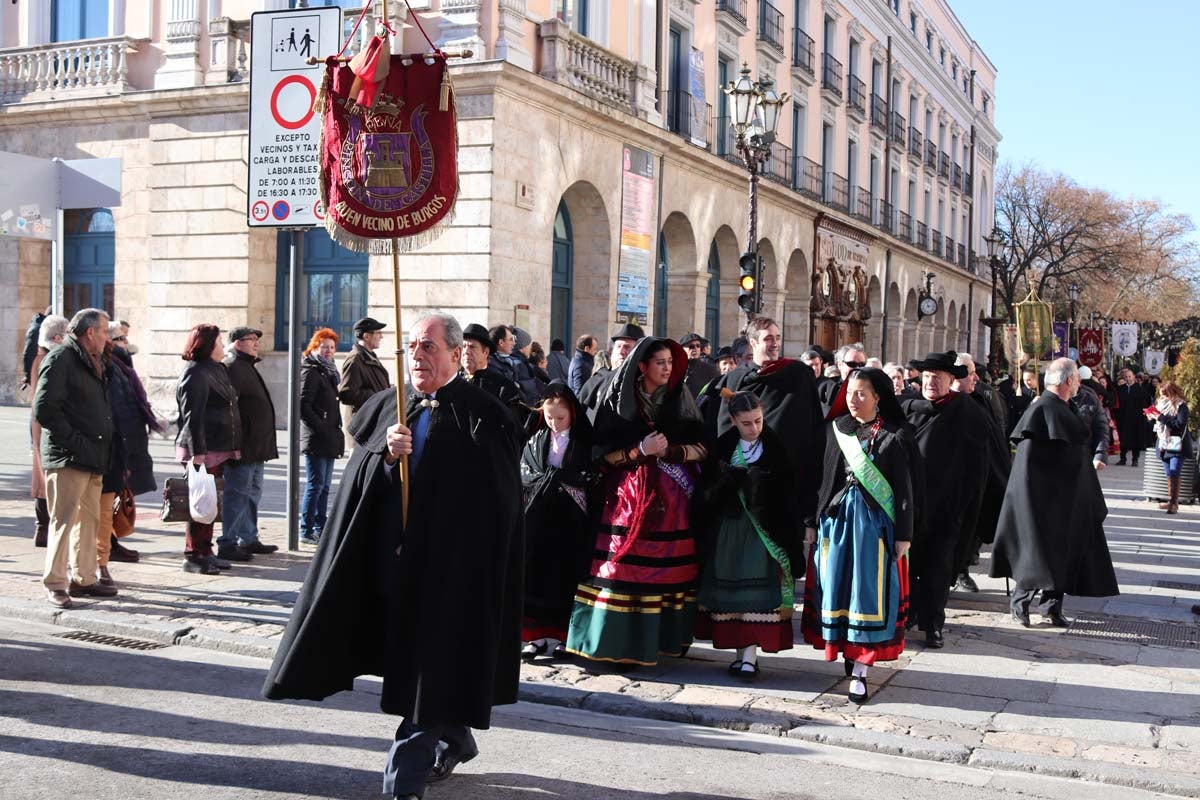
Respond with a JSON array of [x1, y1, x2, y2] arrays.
[[188, 463, 219, 524]]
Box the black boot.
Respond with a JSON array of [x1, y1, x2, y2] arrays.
[[34, 499, 48, 548], [109, 535, 139, 563]]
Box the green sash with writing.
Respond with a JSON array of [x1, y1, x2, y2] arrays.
[[731, 444, 794, 613], [832, 426, 896, 523]]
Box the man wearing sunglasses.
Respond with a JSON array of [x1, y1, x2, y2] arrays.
[[817, 342, 867, 415]]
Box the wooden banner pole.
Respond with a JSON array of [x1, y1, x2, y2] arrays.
[[392, 240, 409, 521]]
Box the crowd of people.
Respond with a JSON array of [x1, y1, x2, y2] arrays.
[[23, 305, 1190, 800]]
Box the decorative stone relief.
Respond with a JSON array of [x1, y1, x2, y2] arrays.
[[157, 0, 203, 88], [847, 19, 863, 41], [669, 0, 695, 25], [870, 42, 885, 63], [717, 26, 740, 57], [938, 109, 950, 126], [822, 0, 841, 21]]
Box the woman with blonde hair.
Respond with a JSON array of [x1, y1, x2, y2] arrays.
[[1147, 380, 1191, 515], [299, 327, 344, 543]]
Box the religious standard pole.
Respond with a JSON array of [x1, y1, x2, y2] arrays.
[[391, 241, 410, 521]]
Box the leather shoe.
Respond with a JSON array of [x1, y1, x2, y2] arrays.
[[242, 541, 278, 555], [1045, 610, 1069, 628], [46, 589, 73, 609], [216, 545, 253, 562], [69, 580, 118, 598], [1012, 607, 1031, 627], [955, 572, 979, 592], [925, 628, 944, 649], [109, 538, 139, 562], [427, 748, 476, 784], [98, 566, 114, 587], [182, 557, 221, 575], [209, 555, 232, 570]]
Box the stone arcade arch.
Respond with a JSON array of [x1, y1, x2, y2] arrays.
[[711, 225, 741, 343], [658, 211, 699, 340], [945, 299, 958, 354], [757, 238, 779, 326], [782, 249, 810, 358], [556, 181, 612, 345], [864, 275, 882, 356], [902, 288, 919, 361]]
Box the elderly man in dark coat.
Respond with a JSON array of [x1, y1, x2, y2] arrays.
[[460, 323, 530, 432], [1114, 366, 1153, 466], [680, 331, 720, 398], [577, 323, 644, 420], [901, 351, 993, 649], [263, 312, 523, 800], [991, 358, 1118, 627], [339, 316, 391, 418]]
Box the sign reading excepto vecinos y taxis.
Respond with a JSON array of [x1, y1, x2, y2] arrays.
[[247, 6, 341, 228]]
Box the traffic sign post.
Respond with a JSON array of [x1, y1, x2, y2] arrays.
[[246, 6, 341, 229]]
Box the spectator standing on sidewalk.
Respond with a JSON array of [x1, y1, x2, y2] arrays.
[[220, 326, 280, 560], [29, 314, 68, 548], [107, 321, 152, 564], [1148, 380, 1192, 515], [338, 316, 391, 421], [21, 307, 50, 395], [567, 334, 597, 395], [34, 308, 118, 608], [991, 358, 1118, 627], [299, 328, 344, 545], [176, 324, 243, 576]]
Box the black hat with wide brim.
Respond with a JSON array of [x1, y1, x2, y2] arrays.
[[611, 323, 645, 342], [462, 323, 493, 353], [907, 350, 968, 379]]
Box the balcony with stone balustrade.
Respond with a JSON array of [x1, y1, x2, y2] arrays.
[[0, 36, 151, 105]]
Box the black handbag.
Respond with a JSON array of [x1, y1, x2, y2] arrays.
[[161, 470, 224, 523]]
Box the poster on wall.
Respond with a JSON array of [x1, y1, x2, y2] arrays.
[[616, 145, 656, 325], [689, 48, 706, 149]]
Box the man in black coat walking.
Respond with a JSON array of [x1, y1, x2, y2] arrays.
[[1114, 367, 1153, 466], [460, 323, 530, 431], [991, 358, 1118, 626], [220, 327, 280, 561], [263, 313, 522, 800]]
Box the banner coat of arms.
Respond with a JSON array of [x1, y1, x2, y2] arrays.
[[1015, 291, 1053, 364], [1077, 328, 1104, 367], [1111, 322, 1139, 358], [317, 56, 458, 253]]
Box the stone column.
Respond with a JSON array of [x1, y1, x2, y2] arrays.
[[664, 270, 706, 343], [157, 0, 203, 89]]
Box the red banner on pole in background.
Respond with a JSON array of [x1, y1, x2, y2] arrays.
[[1078, 328, 1104, 367], [318, 55, 457, 253]]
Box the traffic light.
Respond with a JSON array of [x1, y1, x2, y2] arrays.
[[738, 251, 758, 313]]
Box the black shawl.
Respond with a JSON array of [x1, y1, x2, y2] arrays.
[[990, 393, 1119, 597], [263, 379, 524, 730], [592, 338, 705, 452]]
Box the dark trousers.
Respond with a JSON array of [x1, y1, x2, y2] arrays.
[[183, 462, 224, 558], [382, 717, 478, 798], [911, 531, 957, 632], [1119, 447, 1140, 465], [1011, 588, 1063, 616]]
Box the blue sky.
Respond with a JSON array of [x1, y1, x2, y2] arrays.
[[952, 1, 1199, 237]]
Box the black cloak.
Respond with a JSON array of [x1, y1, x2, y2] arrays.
[[990, 393, 1119, 597], [263, 379, 524, 731], [962, 385, 1012, 553], [684, 357, 720, 399], [705, 359, 826, 525], [577, 366, 614, 422], [1114, 383, 1154, 451], [593, 338, 706, 451], [465, 366, 533, 435], [520, 382, 598, 626], [702, 425, 804, 575]]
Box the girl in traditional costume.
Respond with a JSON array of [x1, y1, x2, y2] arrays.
[[803, 368, 917, 703], [695, 391, 802, 681], [567, 338, 707, 666], [520, 381, 596, 660]]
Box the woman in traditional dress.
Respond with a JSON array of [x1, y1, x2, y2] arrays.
[[695, 391, 802, 681], [802, 368, 916, 704], [520, 381, 597, 660], [566, 337, 707, 667]]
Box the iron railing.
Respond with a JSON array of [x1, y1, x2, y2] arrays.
[[792, 28, 815, 76], [945, 235, 956, 264], [964, 171, 973, 195], [958, 243, 967, 267], [908, 127, 923, 159], [916, 220, 928, 249], [847, 75, 866, 115], [870, 93, 887, 135], [939, 152, 950, 178], [796, 156, 823, 199], [665, 89, 692, 138], [826, 171, 849, 211], [757, 0, 785, 54], [877, 199, 894, 234], [931, 229, 944, 257], [716, 0, 748, 26], [853, 188, 872, 222], [890, 111, 906, 146], [763, 141, 792, 186], [897, 210, 913, 242], [925, 140, 937, 170], [821, 53, 843, 98], [951, 163, 963, 191]]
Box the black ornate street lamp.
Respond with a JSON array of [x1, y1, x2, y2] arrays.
[[981, 225, 1006, 370], [725, 62, 787, 320], [1068, 281, 1080, 353]]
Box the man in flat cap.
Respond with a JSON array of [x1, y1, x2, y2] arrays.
[[220, 326, 279, 561], [578, 323, 644, 421], [680, 332, 719, 399], [340, 317, 392, 422]]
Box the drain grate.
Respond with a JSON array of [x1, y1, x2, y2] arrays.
[[1065, 614, 1200, 650], [1156, 580, 1200, 592], [53, 630, 167, 651]]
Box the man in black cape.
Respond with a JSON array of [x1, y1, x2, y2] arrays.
[[680, 331, 720, 399], [901, 351, 992, 648], [1114, 366, 1153, 466], [991, 358, 1118, 626], [701, 316, 825, 543], [460, 322, 532, 433], [577, 323, 643, 421], [949, 353, 1012, 593], [263, 313, 523, 800]]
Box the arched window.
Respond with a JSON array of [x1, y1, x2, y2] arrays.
[[551, 201, 574, 346], [63, 208, 115, 317], [705, 241, 721, 346]]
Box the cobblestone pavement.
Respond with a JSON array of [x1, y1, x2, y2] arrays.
[[2, 405, 1199, 796]]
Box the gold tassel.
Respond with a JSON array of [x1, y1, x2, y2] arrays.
[[439, 63, 450, 112], [313, 67, 331, 114]]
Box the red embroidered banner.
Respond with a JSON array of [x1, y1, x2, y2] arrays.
[[318, 55, 457, 253], [1078, 328, 1104, 367]]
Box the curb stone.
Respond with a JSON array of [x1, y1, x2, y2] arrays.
[[0, 598, 1191, 797]]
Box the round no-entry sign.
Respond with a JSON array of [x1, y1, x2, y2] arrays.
[[270, 74, 316, 131]]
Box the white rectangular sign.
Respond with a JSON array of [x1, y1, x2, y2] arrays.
[[247, 6, 342, 228]]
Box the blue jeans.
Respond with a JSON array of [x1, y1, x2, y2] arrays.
[[218, 461, 265, 549], [1164, 454, 1184, 479], [301, 455, 334, 537]]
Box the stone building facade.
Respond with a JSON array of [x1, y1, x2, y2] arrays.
[[0, 0, 998, 412]]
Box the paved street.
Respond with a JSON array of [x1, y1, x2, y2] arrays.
[[2, 404, 1200, 797], [0, 616, 1179, 800]]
